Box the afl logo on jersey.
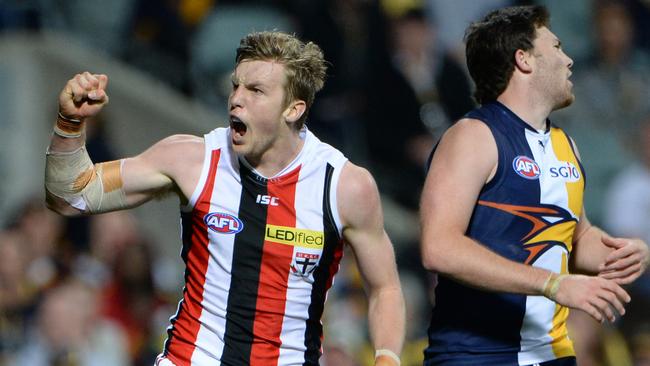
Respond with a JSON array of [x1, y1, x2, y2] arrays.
[[204, 212, 244, 234], [513, 156, 541, 180]]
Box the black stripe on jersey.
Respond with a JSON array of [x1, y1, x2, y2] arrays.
[[221, 165, 269, 365], [303, 163, 341, 365], [179, 211, 194, 264]]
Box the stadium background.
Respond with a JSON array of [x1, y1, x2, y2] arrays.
[[1, 0, 649, 365]]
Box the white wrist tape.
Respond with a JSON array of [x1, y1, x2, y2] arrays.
[[375, 349, 400, 365], [45, 146, 127, 213], [542, 272, 568, 300]]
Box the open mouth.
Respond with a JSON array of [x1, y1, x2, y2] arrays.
[[230, 116, 247, 136]]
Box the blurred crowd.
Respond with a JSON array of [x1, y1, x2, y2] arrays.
[[1, 0, 650, 365]]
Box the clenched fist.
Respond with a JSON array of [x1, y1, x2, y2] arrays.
[[59, 72, 109, 120]]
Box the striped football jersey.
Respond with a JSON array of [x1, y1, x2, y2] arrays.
[[157, 127, 348, 366]]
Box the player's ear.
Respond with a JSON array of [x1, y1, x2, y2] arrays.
[[283, 100, 306, 124], [514, 49, 533, 74]]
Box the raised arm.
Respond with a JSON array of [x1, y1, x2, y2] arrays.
[[45, 72, 202, 216], [420, 118, 630, 323], [338, 162, 405, 366]]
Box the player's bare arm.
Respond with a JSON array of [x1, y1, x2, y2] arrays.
[[338, 162, 405, 366], [568, 140, 649, 284], [420, 118, 549, 293], [572, 210, 649, 285], [421, 118, 630, 323], [45, 72, 204, 216]]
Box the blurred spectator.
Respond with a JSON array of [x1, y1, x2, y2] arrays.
[[388, 7, 474, 133], [0, 229, 31, 314], [9, 279, 129, 366], [12, 198, 67, 289], [73, 211, 143, 289], [89, 212, 141, 268], [1, 197, 71, 362], [363, 6, 431, 210], [100, 240, 172, 365], [365, 4, 474, 210], [603, 114, 650, 363], [0, 229, 34, 361], [553, 0, 650, 225], [125, 0, 214, 93], [603, 115, 650, 267]]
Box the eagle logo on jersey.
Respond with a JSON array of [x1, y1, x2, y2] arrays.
[[478, 200, 577, 264], [204, 212, 244, 234]]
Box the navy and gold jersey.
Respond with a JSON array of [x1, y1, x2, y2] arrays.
[[425, 102, 585, 366]]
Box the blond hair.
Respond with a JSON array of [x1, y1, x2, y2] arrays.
[[236, 31, 327, 127]]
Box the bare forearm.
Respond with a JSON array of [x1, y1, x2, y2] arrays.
[[423, 234, 551, 295], [367, 286, 405, 356], [571, 225, 611, 274]]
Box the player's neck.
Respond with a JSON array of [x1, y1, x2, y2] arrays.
[[497, 91, 550, 131], [244, 131, 305, 178]]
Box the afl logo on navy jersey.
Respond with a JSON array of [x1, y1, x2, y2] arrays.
[[513, 156, 541, 179], [204, 212, 244, 234]]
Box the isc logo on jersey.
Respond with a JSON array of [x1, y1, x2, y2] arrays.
[[513, 156, 541, 179], [550, 161, 581, 182], [256, 194, 279, 206], [204, 212, 244, 234]]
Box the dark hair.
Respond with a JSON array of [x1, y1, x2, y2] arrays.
[[236, 31, 327, 128], [464, 5, 550, 104]]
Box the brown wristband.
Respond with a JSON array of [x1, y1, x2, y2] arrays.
[[54, 112, 85, 138]]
